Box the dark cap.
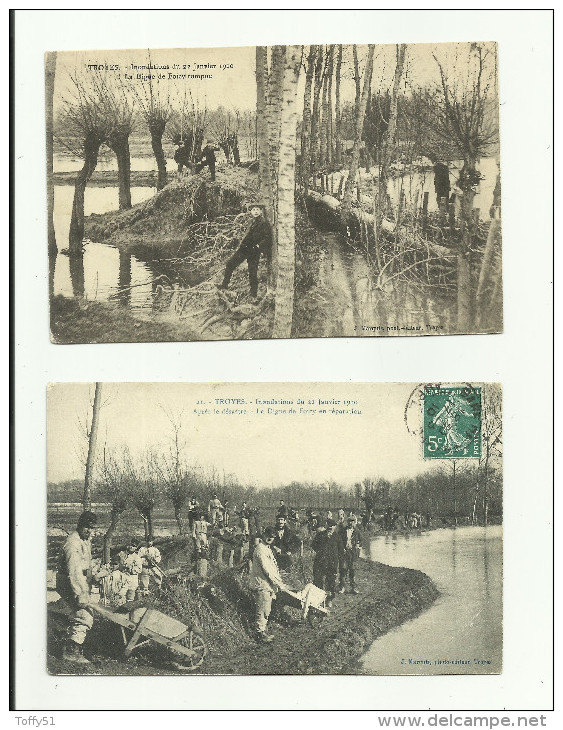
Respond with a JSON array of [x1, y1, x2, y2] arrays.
[[326, 519, 337, 528], [263, 526, 276, 539], [77, 511, 97, 529], [246, 202, 266, 211]]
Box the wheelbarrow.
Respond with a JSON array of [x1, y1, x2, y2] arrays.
[[90, 602, 207, 671], [279, 583, 329, 626]]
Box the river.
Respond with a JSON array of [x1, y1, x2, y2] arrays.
[[360, 525, 502, 674]]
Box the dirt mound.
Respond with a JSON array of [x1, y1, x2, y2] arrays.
[[85, 166, 259, 249]]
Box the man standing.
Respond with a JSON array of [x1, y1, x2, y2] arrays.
[[208, 494, 223, 526], [138, 537, 162, 593], [271, 515, 301, 571], [249, 527, 288, 642], [311, 519, 344, 607], [237, 502, 251, 539], [117, 544, 144, 602], [187, 496, 199, 531], [56, 511, 107, 664], [276, 500, 289, 519], [195, 139, 216, 181], [219, 203, 272, 303], [338, 516, 362, 594]]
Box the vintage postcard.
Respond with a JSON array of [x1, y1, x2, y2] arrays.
[[47, 382, 502, 675], [47, 42, 502, 343]]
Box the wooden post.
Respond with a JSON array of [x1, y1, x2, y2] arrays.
[[216, 540, 224, 564], [196, 557, 208, 578], [227, 549, 235, 568], [449, 201, 456, 231], [422, 191, 429, 235], [356, 183, 361, 203]]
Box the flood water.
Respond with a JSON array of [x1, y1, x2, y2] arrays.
[[52, 153, 494, 329], [360, 525, 503, 674], [318, 233, 455, 336]]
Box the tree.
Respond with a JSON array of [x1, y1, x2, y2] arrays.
[[98, 447, 132, 563], [45, 52, 57, 296], [133, 56, 171, 191], [300, 45, 318, 194], [61, 74, 114, 251], [83, 383, 102, 511], [341, 44, 375, 219], [272, 45, 302, 339], [155, 408, 200, 535], [255, 47, 274, 231], [473, 384, 502, 525], [334, 45, 343, 167], [378, 44, 407, 199], [430, 44, 498, 329], [128, 452, 161, 541], [105, 80, 135, 210]]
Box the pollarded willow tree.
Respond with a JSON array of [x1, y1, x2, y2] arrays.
[[426, 43, 499, 330], [133, 58, 171, 191], [60, 73, 115, 252]]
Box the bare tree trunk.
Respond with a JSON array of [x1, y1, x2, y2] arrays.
[[109, 133, 132, 209], [149, 122, 167, 190], [174, 503, 186, 536], [256, 46, 275, 277], [326, 45, 334, 167], [334, 45, 343, 167], [452, 460, 458, 526], [379, 44, 407, 205], [320, 60, 329, 170], [341, 45, 375, 219], [310, 47, 325, 188], [300, 45, 318, 195], [103, 508, 122, 564], [45, 52, 57, 295], [69, 251, 85, 298], [458, 162, 476, 330], [84, 382, 102, 511], [272, 45, 302, 339], [476, 216, 501, 327], [69, 136, 102, 251], [267, 46, 286, 276]]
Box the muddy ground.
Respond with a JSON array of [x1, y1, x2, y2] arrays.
[[47, 536, 439, 676]]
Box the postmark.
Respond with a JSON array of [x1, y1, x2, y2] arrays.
[[423, 385, 481, 459]]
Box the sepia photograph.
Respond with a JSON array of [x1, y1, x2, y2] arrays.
[[47, 42, 502, 343], [47, 382, 502, 676]]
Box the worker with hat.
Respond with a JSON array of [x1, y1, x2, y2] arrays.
[[338, 515, 362, 594], [219, 203, 272, 302], [249, 526, 289, 642], [311, 518, 345, 607]]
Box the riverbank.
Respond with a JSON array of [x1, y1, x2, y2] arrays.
[[47, 537, 439, 676]]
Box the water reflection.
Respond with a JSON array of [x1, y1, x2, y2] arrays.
[[68, 252, 85, 298], [360, 525, 502, 675], [117, 250, 132, 306]]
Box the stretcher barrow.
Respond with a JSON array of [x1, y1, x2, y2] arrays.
[[90, 602, 207, 671]]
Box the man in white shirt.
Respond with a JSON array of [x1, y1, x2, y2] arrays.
[[56, 511, 108, 664], [249, 527, 288, 642], [138, 537, 162, 592]]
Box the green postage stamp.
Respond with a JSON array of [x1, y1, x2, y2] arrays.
[[423, 385, 482, 459]]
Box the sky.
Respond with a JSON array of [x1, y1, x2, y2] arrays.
[[47, 382, 444, 487], [53, 41, 497, 118]]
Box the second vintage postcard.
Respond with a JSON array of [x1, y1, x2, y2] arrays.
[[47, 382, 502, 675]]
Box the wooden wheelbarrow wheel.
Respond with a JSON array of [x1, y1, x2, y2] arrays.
[[169, 629, 207, 672]]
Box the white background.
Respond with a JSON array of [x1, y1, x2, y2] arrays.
[[12, 5, 554, 718]]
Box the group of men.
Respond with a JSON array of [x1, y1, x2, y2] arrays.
[[55, 511, 162, 664], [248, 502, 362, 643]]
